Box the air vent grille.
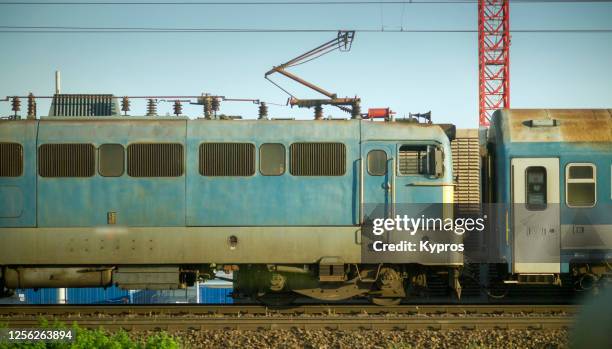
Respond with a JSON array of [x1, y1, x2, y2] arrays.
[[290, 143, 346, 176], [38, 143, 95, 177]]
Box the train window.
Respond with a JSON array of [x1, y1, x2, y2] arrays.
[[525, 166, 547, 210], [260, 143, 285, 176], [566, 163, 596, 207], [367, 150, 387, 176], [38, 144, 95, 177], [99, 144, 124, 177], [0, 142, 23, 177], [199, 143, 255, 176], [290, 143, 346, 176], [398, 145, 442, 177], [127, 143, 184, 177]]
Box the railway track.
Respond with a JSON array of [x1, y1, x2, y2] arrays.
[[0, 304, 576, 331]]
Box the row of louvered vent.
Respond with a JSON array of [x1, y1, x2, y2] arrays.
[[50, 94, 116, 117], [23, 143, 346, 177], [451, 133, 481, 215], [0, 143, 23, 177]]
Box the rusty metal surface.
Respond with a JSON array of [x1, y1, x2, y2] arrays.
[[0, 304, 576, 331], [499, 109, 612, 143], [1, 316, 573, 331]]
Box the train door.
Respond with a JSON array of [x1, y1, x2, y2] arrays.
[[511, 158, 560, 273], [0, 120, 37, 228], [361, 142, 394, 222]]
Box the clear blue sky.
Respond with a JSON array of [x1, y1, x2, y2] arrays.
[[0, 1, 611, 128]]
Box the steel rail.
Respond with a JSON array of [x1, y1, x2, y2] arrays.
[[2, 316, 573, 331], [0, 304, 578, 316]]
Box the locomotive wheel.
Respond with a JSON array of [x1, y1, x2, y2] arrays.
[[370, 267, 406, 305]]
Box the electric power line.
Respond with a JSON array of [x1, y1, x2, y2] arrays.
[[0, 26, 611, 33], [1, 0, 612, 5]]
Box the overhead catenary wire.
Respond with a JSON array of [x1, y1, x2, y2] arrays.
[[0, 26, 611, 33], [2, 0, 612, 5]]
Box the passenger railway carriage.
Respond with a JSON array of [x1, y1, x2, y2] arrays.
[[0, 94, 610, 303], [484, 109, 612, 289]]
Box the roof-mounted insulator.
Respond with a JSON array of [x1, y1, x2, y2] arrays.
[[27, 93, 36, 119], [173, 100, 183, 116], [121, 96, 130, 116], [258, 102, 268, 120], [351, 100, 361, 120], [146, 99, 158, 116], [203, 95, 213, 119], [314, 105, 323, 120], [11, 97, 21, 118], [211, 97, 220, 118]]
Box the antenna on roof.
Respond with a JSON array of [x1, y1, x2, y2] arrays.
[[55, 71, 61, 94]]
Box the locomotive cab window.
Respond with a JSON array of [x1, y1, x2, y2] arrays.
[[0, 142, 23, 177], [260, 143, 285, 176], [200, 143, 255, 176], [367, 150, 387, 176], [566, 163, 596, 207], [99, 144, 124, 177], [398, 144, 442, 177], [127, 143, 184, 177], [38, 143, 95, 177], [525, 166, 547, 210], [290, 143, 346, 176]]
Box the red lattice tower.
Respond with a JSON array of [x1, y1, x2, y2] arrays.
[[478, 0, 510, 127]]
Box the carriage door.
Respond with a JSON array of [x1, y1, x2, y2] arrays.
[[361, 143, 394, 222], [511, 158, 560, 274]]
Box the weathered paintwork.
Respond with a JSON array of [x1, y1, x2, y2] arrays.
[[0, 117, 452, 265], [488, 109, 612, 273], [36, 119, 187, 227]]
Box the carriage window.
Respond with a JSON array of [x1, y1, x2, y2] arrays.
[[566, 163, 596, 207], [127, 143, 183, 177], [38, 143, 95, 177], [398, 145, 442, 177], [367, 150, 387, 176], [525, 166, 547, 210], [0, 142, 23, 177], [260, 143, 285, 176], [200, 143, 255, 176], [290, 143, 346, 176], [99, 144, 124, 177]]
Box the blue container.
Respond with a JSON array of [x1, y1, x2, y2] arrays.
[[199, 286, 233, 304], [67, 286, 130, 304], [16, 289, 58, 304]]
